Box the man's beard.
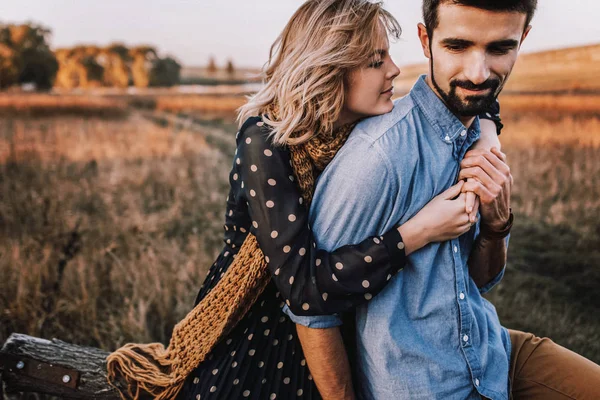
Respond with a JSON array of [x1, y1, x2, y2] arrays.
[[430, 55, 503, 117]]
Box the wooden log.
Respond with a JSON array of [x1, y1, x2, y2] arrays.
[[0, 333, 122, 399]]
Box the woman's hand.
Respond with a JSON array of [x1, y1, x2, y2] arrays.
[[398, 181, 473, 255]]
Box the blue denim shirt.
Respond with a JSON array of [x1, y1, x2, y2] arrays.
[[285, 76, 511, 400]]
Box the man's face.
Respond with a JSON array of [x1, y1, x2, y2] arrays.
[[418, 4, 531, 117]]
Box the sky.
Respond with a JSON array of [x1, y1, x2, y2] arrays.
[[2, 0, 599, 68]]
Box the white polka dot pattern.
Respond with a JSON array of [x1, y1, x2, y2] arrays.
[[183, 117, 410, 399]]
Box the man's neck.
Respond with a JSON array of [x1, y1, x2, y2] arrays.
[[424, 75, 476, 128]]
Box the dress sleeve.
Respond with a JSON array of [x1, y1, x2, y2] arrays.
[[478, 99, 503, 135], [234, 118, 407, 316]]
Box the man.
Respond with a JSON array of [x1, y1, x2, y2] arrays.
[[285, 1, 600, 399]]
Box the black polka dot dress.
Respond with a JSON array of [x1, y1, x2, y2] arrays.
[[177, 117, 409, 400]]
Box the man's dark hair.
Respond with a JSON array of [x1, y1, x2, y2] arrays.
[[423, 0, 537, 37]]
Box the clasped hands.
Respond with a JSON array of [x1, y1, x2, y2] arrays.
[[458, 147, 513, 232], [405, 147, 513, 246]]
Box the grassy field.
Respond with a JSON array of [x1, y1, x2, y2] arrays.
[[0, 102, 236, 350], [0, 81, 599, 389], [484, 113, 600, 359]]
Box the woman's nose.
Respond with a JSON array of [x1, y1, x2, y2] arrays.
[[387, 58, 401, 80]]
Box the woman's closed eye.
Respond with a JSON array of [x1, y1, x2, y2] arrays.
[[368, 59, 384, 68]]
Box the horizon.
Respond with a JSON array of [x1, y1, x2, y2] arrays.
[[1, 0, 599, 69]]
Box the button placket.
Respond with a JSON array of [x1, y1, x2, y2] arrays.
[[453, 240, 465, 302]]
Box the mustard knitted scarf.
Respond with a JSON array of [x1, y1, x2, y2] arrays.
[[106, 120, 356, 400]]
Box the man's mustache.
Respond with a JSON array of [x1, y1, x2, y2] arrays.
[[450, 79, 500, 92]]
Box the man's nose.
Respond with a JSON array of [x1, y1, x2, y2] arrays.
[[463, 52, 490, 85]]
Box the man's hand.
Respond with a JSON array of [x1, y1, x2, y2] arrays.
[[458, 147, 512, 230]]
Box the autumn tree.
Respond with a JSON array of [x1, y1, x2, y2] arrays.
[[101, 43, 131, 88], [54, 46, 104, 89], [207, 56, 217, 74], [130, 45, 158, 87], [226, 59, 235, 76], [0, 23, 58, 90], [0, 42, 21, 89], [149, 56, 181, 87]]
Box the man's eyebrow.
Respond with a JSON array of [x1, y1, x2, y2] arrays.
[[488, 39, 520, 48], [440, 38, 474, 47]]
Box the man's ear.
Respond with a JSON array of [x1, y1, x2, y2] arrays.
[[519, 25, 532, 49], [417, 23, 431, 59]]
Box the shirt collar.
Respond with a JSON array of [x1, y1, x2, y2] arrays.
[[409, 75, 480, 144]]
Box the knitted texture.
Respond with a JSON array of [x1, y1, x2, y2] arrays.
[[106, 120, 355, 400]]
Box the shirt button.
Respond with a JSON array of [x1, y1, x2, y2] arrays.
[[459, 292, 465, 300], [463, 335, 469, 343], [453, 245, 458, 253], [460, 129, 467, 137], [475, 378, 480, 386], [445, 135, 451, 142]]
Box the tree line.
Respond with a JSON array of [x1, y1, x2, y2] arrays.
[[0, 23, 181, 90]]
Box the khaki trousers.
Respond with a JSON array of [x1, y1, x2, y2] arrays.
[[507, 329, 600, 400]]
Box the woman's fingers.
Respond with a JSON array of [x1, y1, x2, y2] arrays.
[[443, 181, 465, 200], [458, 222, 474, 235], [465, 182, 476, 214], [454, 210, 471, 226], [469, 196, 480, 223]]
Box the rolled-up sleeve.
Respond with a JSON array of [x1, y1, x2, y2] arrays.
[[282, 305, 343, 328]]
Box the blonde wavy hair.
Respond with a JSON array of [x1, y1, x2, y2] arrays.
[[237, 0, 401, 145]]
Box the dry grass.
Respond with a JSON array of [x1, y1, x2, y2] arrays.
[[486, 112, 600, 361], [498, 94, 600, 116], [0, 114, 231, 350], [0, 94, 128, 118], [504, 44, 600, 94], [500, 114, 600, 227], [0, 114, 208, 163], [0, 93, 599, 375], [154, 95, 247, 115], [0, 92, 248, 121]]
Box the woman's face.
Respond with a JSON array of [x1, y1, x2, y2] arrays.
[[341, 38, 401, 124]]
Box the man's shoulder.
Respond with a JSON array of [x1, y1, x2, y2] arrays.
[[323, 95, 419, 173], [352, 95, 417, 144]]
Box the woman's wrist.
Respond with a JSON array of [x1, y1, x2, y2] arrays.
[[397, 218, 429, 256]]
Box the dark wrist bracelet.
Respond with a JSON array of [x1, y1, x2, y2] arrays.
[[480, 211, 513, 240]]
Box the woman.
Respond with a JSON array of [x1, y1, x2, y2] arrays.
[[107, 1, 502, 399]]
